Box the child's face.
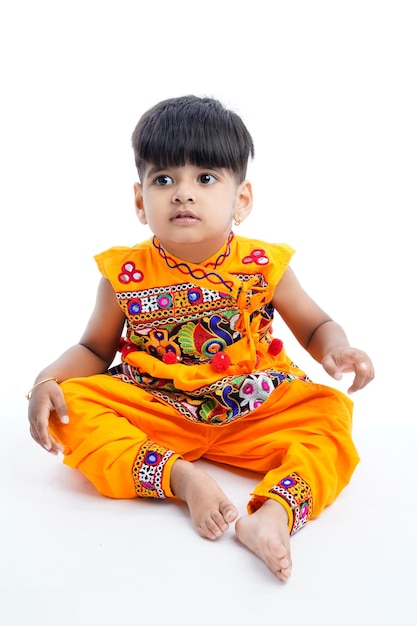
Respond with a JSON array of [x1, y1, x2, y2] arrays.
[[134, 163, 252, 263]]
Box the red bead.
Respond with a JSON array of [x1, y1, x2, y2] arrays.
[[122, 343, 139, 359], [118, 338, 139, 359], [269, 338, 283, 355], [211, 352, 231, 372], [162, 351, 178, 364]]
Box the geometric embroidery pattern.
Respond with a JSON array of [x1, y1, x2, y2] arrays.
[[116, 282, 236, 330], [109, 363, 309, 425], [132, 440, 175, 499], [268, 472, 313, 535]]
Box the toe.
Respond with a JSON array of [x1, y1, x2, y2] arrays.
[[220, 501, 238, 523], [277, 567, 292, 582]]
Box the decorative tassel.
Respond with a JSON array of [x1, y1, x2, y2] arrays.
[[118, 338, 127, 352], [211, 352, 232, 372], [268, 338, 283, 355], [162, 351, 179, 364]]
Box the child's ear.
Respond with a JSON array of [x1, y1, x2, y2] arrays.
[[134, 183, 147, 225], [234, 180, 253, 225]]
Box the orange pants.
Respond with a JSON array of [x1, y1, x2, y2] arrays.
[[49, 374, 358, 535]]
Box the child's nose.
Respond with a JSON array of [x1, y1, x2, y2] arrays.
[[172, 183, 195, 203]]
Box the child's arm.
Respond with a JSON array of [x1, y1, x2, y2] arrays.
[[272, 267, 374, 393], [28, 277, 126, 454]]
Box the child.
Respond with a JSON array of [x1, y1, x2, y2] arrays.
[[27, 95, 374, 582]]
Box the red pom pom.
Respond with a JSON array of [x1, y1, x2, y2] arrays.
[[162, 351, 178, 364], [118, 338, 127, 352], [211, 352, 231, 372], [269, 338, 283, 356]]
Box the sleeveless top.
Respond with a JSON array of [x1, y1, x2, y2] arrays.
[[94, 233, 309, 425]]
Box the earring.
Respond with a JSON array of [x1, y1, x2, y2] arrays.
[[234, 215, 241, 226]]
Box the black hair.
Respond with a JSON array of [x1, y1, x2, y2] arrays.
[[131, 95, 254, 182]]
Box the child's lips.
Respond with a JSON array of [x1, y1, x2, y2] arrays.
[[171, 211, 199, 223]]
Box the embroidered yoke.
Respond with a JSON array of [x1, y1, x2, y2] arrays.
[[96, 233, 309, 425]]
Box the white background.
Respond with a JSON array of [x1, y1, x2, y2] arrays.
[[0, 1, 416, 624]]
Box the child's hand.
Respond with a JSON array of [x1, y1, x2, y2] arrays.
[[321, 348, 374, 394], [28, 381, 69, 454]]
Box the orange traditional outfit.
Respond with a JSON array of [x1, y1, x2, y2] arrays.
[[50, 233, 359, 535]]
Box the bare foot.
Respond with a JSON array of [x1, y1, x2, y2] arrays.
[[170, 460, 238, 540], [235, 499, 292, 582]]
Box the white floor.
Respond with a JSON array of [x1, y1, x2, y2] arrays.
[[1, 367, 416, 625], [1, 2, 416, 624]]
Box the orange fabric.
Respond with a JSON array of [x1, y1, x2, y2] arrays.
[[49, 234, 360, 534], [49, 372, 357, 534]]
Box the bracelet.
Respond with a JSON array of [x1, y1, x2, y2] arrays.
[[26, 377, 60, 400]]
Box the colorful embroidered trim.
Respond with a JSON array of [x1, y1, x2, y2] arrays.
[[115, 283, 237, 333], [268, 472, 313, 535], [132, 440, 175, 498], [110, 363, 310, 425]]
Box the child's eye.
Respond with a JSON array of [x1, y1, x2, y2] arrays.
[[155, 175, 173, 186], [199, 173, 216, 185]]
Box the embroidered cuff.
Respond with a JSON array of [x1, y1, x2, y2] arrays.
[[132, 440, 176, 499], [268, 473, 313, 535]]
